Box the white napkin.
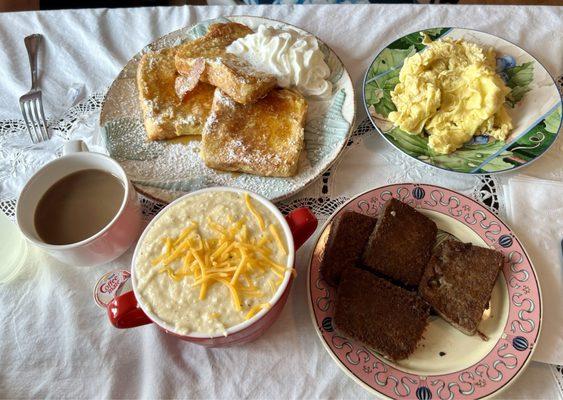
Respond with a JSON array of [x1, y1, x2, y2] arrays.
[[503, 175, 563, 365]]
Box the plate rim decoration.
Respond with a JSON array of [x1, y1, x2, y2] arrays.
[[307, 183, 542, 399], [100, 15, 356, 204], [362, 26, 563, 176]]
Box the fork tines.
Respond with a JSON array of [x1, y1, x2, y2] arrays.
[[19, 91, 49, 143]]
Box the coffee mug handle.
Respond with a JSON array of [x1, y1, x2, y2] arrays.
[[107, 290, 153, 329], [285, 208, 318, 251], [63, 139, 89, 155]]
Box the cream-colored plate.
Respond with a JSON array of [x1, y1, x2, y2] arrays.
[[308, 183, 541, 399]]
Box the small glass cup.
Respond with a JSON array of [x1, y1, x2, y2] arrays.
[[0, 211, 28, 283]]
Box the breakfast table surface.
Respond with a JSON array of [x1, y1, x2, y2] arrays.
[[0, 4, 562, 399]]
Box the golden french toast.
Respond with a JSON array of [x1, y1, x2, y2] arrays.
[[201, 88, 308, 177], [177, 54, 277, 104], [175, 22, 276, 104], [137, 47, 215, 141], [175, 22, 253, 61]]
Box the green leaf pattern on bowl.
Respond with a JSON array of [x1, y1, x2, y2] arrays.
[[388, 27, 448, 51], [362, 27, 563, 174], [505, 62, 534, 107], [544, 103, 562, 134], [503, 104, 562, 165], [384, 127, 513, 173]]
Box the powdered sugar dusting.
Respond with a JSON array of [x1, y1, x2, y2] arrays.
[[119, 137, 312, 202]]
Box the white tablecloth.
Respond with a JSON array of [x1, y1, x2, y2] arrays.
[[0, 4, 562, 399]]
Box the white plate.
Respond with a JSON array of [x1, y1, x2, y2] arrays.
[[100, 16, 355, 203]]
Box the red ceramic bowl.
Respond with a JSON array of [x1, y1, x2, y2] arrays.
[[107, 187, 317, 347]]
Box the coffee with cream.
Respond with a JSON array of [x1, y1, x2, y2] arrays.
[[34, 169, 124, 245]]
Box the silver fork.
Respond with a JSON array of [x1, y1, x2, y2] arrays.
[[19, 34, 49, 143]]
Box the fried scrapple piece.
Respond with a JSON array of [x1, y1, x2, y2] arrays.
[[419, 239, 504, 335], [319, 211, 377, 287], [335, 268, 430, 361], [201, 88, 307, 177], [362, 198, 437, 287], [137, 47, 214, 140]]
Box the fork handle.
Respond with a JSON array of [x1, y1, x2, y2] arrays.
[[24, 34, 41, 89]]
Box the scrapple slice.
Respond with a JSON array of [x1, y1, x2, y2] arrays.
[[334, 268, 430, 361], [419, 239, 504, 335], [362, 198, 437, 287], [319, 211, 377, 286]]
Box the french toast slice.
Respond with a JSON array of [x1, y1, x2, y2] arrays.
[[175, 22, 276, 104], [202, 88, 307, 177], [177, 54, 277, 104], [175, 22, 253, 62], [137, 47, 215, 140]]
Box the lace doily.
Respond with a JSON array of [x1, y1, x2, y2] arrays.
[[276, 118, 503, 220], [0, 93, 501, 221]]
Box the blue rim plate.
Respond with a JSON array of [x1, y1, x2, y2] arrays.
[[362, 27, 562, 175]]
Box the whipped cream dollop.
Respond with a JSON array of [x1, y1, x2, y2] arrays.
[[226, 25, 332, 99]]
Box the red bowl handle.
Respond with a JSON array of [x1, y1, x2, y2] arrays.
[[285, 207, 318, 251], [107, 290, 153, 329]]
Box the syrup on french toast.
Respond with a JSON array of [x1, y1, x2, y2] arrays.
[[137, 47, 214, 140], [202, 88, 307, 177], [175, 23, 276, 104]]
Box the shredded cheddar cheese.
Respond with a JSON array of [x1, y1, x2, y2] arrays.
[[245, 303, 271, 320], [245, 193, 265, 231], [173, 225, 196, 246], [269, 224, 287, 255], [150, 193, 288, 319]]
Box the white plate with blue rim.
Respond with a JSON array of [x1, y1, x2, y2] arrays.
[[363, 27, 562, 175], [99, 16, 355, 204]]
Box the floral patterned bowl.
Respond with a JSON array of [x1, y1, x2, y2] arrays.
[[308, 183, 541, 399], [363, 28, 562, 175]]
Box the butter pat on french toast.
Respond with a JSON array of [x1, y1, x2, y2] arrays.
[[137, 47, 215, 140], [202, 88, 307, 177]]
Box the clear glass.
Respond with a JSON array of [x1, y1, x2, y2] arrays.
[[0, 212, 28, 283]]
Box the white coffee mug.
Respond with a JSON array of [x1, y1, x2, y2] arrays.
[[16, 140, 143, 266]]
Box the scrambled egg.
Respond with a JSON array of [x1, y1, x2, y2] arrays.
[[388, 35, 513, 155]]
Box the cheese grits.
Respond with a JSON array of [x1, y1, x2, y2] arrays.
[[135, 191, 289, 335]]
